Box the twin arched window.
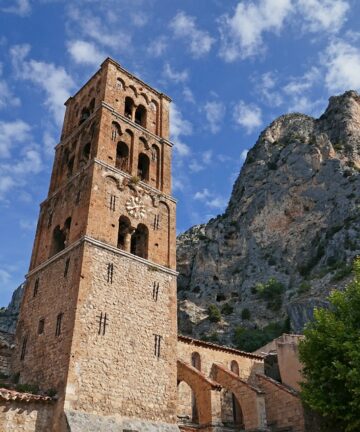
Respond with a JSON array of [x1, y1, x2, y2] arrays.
[[117, 217, 149, 259], [124, 97, 147, 128]]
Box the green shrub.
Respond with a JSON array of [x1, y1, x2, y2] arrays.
[[201, 332, 219, 343], [241, 308, 251, 320], [221, 303, 234, 315], [256, 277, 285, 311], [233, 320, 289, 352], [208, 304, 221, 322], [298, 281, 311, 295], [15, 383, 39, 394], [332, 264, 352, 281]]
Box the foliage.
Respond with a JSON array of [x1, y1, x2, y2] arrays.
[[298, 281, 311, 295], [15, 383, 39, 394], [130, 175, 140, 184], [241, 308, 251, 320], [255, 277, 285, 311], [299, 259, 360, 432], [233, 319, 290, 352], [221, 303, 234, 315], [201, 332, 219, 343], [207, 304, 221, 322]]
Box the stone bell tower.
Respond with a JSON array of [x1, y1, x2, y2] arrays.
[[12, 58, 179, 431]]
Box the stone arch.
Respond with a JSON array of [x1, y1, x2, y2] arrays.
[[116, 141, 130, 173], [211, 363, 266, 430], [111, 121, 121, 141], [139, 92, 149, 105], [191, 352, 201, 370], [51, 225, 65, 256], [137, 153, 150, 182], [131, 223, 148, 259], [135, 104, 147, 128], [128, 85, 138, 97], [117, 216, 132, 251], [103, 173, 123, 191], [116, 77, 125, 90], [177, 381, 194, 423], [230, 360, 240, 376]]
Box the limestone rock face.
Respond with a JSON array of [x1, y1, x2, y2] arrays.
[[0, 284, 24, 334], [177, 91, 360, 344]]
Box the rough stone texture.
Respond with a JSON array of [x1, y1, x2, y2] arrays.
[[177, 90, 360, 344], [0, 331, 14, 376], [0, 399, 54, 432], [65, 410, 180, 432], [0, 284, 24, 334]]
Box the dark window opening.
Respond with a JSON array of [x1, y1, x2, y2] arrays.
[[51, 225, 66, 256], [20, 336, 27, 361], [191, 352, 201, 371], [38, 319, 45, 335], [232, 395, 244, 427], [111, 122, 121, 141], [137, 153, 150, 182], [97, 312, 108, 335], [83, 142, 91, 161], [124, 97, 134, 119], [107, 263, 114, 283], [64, 258, 70, 277], [89, 98, 95, 113], [154, 334, 162, 357], [55, 313, 63, 337], [47, 212, 53, 228], [79, 107, 90, 125], [152, 281, 160, 301], [135, 105, 147, 127], [230, 360, 240, 376], [118, 216, 131, 250], [33, 278, 39, 297], [75, 190, 81, 205], [131, 224, 148, 259], [67, 156, 74, 177], [116, 141, 130, 173]]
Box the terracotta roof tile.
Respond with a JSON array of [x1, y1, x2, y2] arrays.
[[0, 388, 54, 403]]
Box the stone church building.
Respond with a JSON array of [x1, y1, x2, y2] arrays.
[[0, 58, 306, 431]]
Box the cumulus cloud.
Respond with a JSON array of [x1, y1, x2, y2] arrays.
[[170, 11, 215, 58], [256, 72, 283, 106], [163, 63, 189, 83], [219, 0, 350, 61], [233, 101, 262, 134], [194, 188, 211, 200], [283, 67, 320, 95], [147, 37, 167, 57], [1, 0, 30, 16], [219, 0, 292, 61], [0, 120, 31, 158], [204, 101, 225, 134], [298, 0, 349, 33], [0, 269, 11, 285], [240, 149, 249, 161], [10, 44, 75, 125], [67, 40, 106, 66], [170, 103, 192, 157], [323, 40, 360, 93], [183, 86, 195, 104], [0, 64, 21, 109], [194, 188, 227, 210]]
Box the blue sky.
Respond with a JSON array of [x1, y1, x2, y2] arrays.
[[1, 0, 360, 306]]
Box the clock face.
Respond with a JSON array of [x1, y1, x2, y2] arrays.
[[125, 196, 147, 219]]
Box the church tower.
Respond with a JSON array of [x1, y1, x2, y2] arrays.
[[12, 58, 179, 431]]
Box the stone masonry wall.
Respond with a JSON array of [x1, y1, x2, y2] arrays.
[[0, 400, 54, 432], [64, 240, 178, 425]]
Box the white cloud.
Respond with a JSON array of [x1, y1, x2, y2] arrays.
[[256, 72, 283, 106], [0, 64, 21, 109], [233, 101, 262, 134], [67, 6, 131, 51], [170, 103, 192, 157], [131, 12, 148, 27], [163, 63, 189, 84], [283, 67, 320, 95], [240, 149, 249, 161], [0, 269, 11, 285], [43, 130, 57, 156], [0, 177, 16, 198], [323, 40, 360, 93], [183, 86, 195, 104], [10, 44, 75, 125], [219, 0, 292, 61], [298, 0, 349, 33], [194, 188, 227, 210], [67, 40, 105, 66], [204, 101, 225, 134], [170, 11, 215, 58], [1, 0, 30, 16], [0, 120, 31, 158], [147, 37, 167, 57]]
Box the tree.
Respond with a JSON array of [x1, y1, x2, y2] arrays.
[[299, 259, 360, 432]]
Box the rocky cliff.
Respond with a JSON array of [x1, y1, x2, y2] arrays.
[[177, 91, 360, 348], [0, 284, 24, 334]]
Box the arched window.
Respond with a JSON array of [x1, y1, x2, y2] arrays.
[[118, 216, 131, 251], [79, 107, 90, 125], [137, 153, 150, 182], [111, 122, 121, 141], [230, 360, 239, 376], [135, 104, 147, 127], [67, 156, 74, 177], [116, 78, 124, 90], [116, 142, 129, 173], [51, 225, 66, 256], [125, 97, 134, 119], [131, 224, 148, 259], [191, 352, 201, 371]]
